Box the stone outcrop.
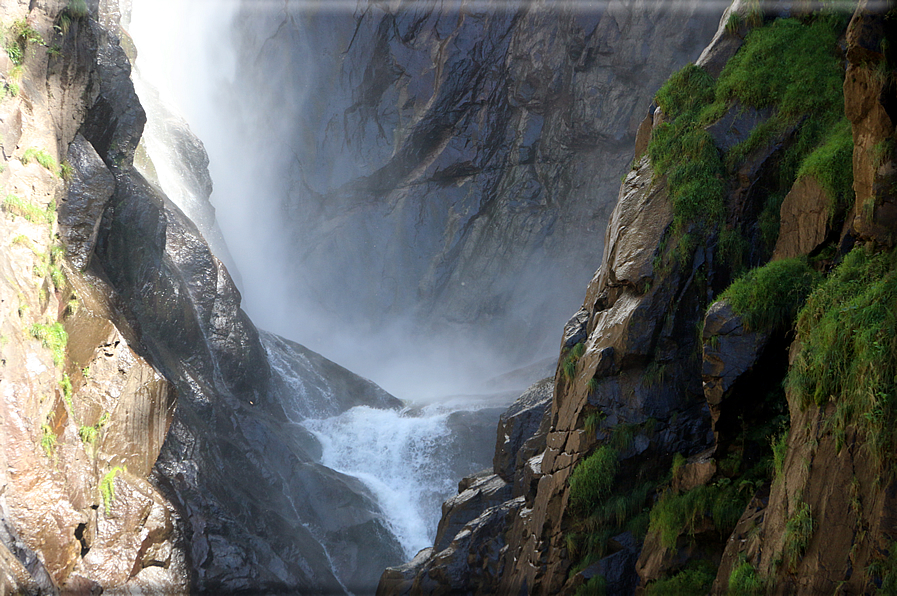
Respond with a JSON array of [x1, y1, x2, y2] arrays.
[[771, 175, 836, 260], [844, 0, 897, 245]]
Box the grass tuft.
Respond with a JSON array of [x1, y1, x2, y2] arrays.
[[2, 194, 55, 224], [99, 466, 125, 515], [40, 422, 56, 458], [569, 446, 619, 516], [22, 147, 59, 175], [787, 247, 897, 467], [29, 322, 67, 367], [718, 257, 822, 331], [783, 501, 814, 571]]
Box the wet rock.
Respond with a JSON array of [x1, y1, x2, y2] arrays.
[[772, 176, 835, 261], [58, 135, 116, 270], [493, 377, 553, 481], [701, 300, 772, 424], [434, 474, 512, 553], [263, 330, 402, 420], [78, 19, 145, 172]]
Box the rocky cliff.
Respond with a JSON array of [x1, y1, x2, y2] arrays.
[[0, 0, 410, 592], [380, 0, 897, 593], [220, 0, 725, 380]]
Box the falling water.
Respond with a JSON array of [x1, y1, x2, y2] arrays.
[[127, 0, 524, 582]]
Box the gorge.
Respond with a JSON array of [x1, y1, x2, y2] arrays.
[[1, 0, 896, 594]]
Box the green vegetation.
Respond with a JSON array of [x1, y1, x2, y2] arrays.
[[728, 558, 765, 595], [583, 410, 606, 434], [712, 16, 848, 171], [79, 412, 110, 451], [783, 501, 814, 571], [650, 64, 724, 244], [718, 257, 822, 331], [59, 373, 75, 422], [670, 452, 687, 478], [4, 19, 43, 67], [643, 560, 716, 595], [99, 466, 124, 515], [569, 446, 619, 515], [725, 12, 742, 36], [22, 147, 59, 176], [2, 194, 55, 224], [867, 545, 897, 592], [563, 341, 586, 381], [29, 322, 67, 367], [787, 246, 897, 466], [771, 431, 788, 479], [649, 15, 850, 270], [39, 422, 56, 458], [648, 480, 749, 550], [59, 160, 73, 180], [65, 0, 89, 18], [573, 574, 606, 596], [795, 117, 854, 217]]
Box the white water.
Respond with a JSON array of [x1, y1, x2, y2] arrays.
[[302, 406, 460, 558], [126, 0, 520, 581]]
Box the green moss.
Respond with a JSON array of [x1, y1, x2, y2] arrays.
[[99, 466, 124, 515], [719, 257, 822, 331], [569, 446, 619, 516], [643, 560, 716, 595], [29, 322, 67, 367], [787, 246, 897, 466]]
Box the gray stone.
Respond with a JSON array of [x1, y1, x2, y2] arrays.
[[493, 377, 553, 481], [433, 474, 512, 553], [59, 135, 115, 270]]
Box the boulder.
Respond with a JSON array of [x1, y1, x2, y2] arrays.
[[433, 474, 512, 553], [701, 300, 773, 423], [493, 377, 553, 481], [772, 176, 834, 261]]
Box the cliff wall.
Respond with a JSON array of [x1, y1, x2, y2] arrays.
[[380, 0, 897, 593], [223, 0, 725, 373], [0, 0, 406, 592]]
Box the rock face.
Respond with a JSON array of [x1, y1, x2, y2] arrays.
[[0, 0, 408, 593], [225, 0, 725, 369], [380, 2, 897, 594]]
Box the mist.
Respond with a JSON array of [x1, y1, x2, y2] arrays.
[[127, 0, 573, 401]]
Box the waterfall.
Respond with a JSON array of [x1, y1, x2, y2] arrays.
[[127, 0, 528, 585]]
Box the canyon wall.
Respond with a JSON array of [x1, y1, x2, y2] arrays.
[[220, 0, 725, 382], [0, 0, 408, 592], [381, 0, 897, 593]]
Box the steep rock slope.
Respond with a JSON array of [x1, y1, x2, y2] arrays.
[[0, 0, 407, 592], [379, 0, 897, 593], [226, 0, 724, 366]]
